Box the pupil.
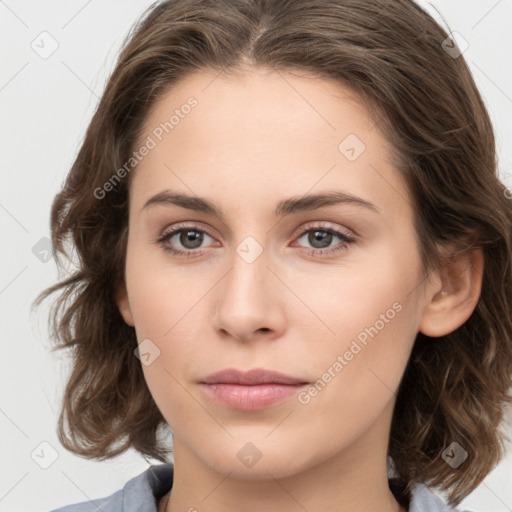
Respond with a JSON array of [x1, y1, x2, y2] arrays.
[[181, 230, 203, 249], [309, 230, 332, 248]]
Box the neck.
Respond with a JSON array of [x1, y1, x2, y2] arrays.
[[163, 472, 406, 512], [164, 424, 408, 512]]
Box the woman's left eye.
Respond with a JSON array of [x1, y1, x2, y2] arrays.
[[156, 222, 356, 258], [292, 225, 356, 256]]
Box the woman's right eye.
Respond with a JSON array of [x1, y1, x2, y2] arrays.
[[157, 225, 216, 258]]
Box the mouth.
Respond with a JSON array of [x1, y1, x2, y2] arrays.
[[199, 368, 309, 410]]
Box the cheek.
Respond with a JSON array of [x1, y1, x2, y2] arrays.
[[290, 279, 418, 459], [297, 243, 418, 345], [131, 303, 202, 432], [301, 292, 414, 402], [294, 242, 421, 402], [124, 247, 212, 419], [124, 238, 204, 339]]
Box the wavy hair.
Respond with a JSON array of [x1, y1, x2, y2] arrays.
[[33, 0, 512, 506]]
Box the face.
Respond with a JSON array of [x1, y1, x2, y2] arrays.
[[117, 67, 430, 481]]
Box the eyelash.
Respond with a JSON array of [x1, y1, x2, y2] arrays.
[[156, 222, 357, 259]]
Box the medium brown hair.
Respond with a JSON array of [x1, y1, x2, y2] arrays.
[[34, 0, 512, 506]]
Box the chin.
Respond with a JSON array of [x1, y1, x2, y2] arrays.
[[196, 441, 320, 482]]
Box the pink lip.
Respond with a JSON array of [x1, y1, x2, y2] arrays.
[[199, 368, 309, 410], [201, 368, 307, 385]]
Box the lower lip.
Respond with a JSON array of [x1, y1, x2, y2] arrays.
[[200, 383, 307, 410]]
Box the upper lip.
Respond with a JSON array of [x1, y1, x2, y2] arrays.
[[200, 368, 308, 385]]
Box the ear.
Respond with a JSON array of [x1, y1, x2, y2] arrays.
[[115, 281, 135, 327], [418, 247, 484, 337]]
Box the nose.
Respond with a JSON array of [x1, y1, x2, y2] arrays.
[[213, 243, 286, 343]]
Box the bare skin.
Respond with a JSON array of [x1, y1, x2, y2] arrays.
[[116, 66, 483, 512]]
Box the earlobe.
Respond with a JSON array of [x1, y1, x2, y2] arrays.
[[115, 282, 135, 327], [419, 248, 484, 337]]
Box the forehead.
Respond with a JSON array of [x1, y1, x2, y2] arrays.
[[140, 66, 376, 153], [129, 67, 410, 223]]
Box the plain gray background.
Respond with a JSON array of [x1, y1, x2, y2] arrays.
[[1, 1, 511, 511]]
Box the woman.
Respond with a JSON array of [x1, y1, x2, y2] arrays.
[[36, 0, 512, 511]]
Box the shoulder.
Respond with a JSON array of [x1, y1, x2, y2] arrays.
[[409, 482, 477, 512], [49, 463, 174, 512]]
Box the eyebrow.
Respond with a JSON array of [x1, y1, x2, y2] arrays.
[[142, 189, 379, 219]]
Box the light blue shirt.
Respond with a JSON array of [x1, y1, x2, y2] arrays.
[[50, 463, 476, 512]]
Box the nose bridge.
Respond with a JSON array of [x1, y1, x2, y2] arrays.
[[214, 234, 284, 340], [223, 236, 272, 311]]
